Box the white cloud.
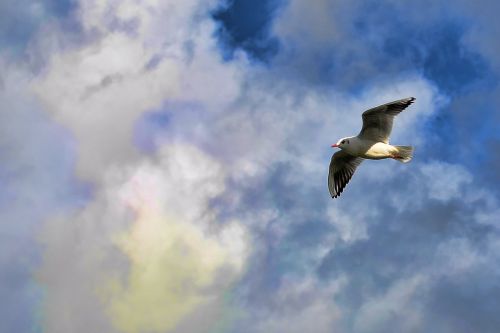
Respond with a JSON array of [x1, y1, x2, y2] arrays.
[[353, 275, 427, 333], [420, 161, 472, 202], [248, 276, 347, 333], [327, 205, 370, 244], [31, 31, 180, 180], [31, 0, 243, 181]]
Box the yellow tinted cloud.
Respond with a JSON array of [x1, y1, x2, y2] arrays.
[[106, 147, 247, 333]]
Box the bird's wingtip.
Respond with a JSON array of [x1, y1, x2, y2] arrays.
[[403, 97, 416, 106]]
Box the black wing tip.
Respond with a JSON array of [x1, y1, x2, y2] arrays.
[[331, 190, 344, 199], [391, 97, 416, 112], [330, 176, 351, 199], [406, 97, 416, 104]]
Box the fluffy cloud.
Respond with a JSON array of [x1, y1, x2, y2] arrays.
[[31, 0, 243, 181], [38, 144, 248, 333], [31, 1, 249, 332], [108, 145, 247, 333]]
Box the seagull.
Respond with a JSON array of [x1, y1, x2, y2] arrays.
[[328, 97, 416, 198]]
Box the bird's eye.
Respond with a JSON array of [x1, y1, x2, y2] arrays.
[[341, 140, 345, 144]]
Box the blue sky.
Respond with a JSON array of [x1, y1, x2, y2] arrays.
[[1, 1, 499, 332]]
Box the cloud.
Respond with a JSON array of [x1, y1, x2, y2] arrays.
[[353, 275, 427, 333], [38, 144, 248, 333], [270, 0, 488, 94], [457, 0, 500, 71], [0, 0, 75, 54], [0, 60, 84, 333], [242, 276, 346, 333], [107, 145, 247, 333], [420, 161, 472, 202], [31, 30, 180, 181], [30, 1, 248, 332], [315, 156, 500, 332], [31, 0, 243, 182]]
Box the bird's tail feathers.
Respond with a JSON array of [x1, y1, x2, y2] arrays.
[[393, 146, 414, 163]]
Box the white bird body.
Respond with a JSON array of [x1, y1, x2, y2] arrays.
[[363, 142, 397, 160], [328, 97, 416, 198], [334, 136, 397, 160]]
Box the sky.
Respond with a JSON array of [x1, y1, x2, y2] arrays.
[[1, 0, 499, 332]]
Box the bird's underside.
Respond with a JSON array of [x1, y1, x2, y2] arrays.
[[328, 97, 416, 198]]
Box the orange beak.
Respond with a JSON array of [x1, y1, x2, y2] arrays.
[[331, 144, 339, 148]]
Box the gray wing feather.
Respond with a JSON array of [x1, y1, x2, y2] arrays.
[[328, 151, 364, 198], [358, 97, 415, 143]]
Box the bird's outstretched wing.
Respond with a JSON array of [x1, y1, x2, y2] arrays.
[[358, 97, 415, 143], [328, 151, 364, 198]]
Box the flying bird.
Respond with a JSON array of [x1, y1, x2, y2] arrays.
[[329, 97, 416, 198]]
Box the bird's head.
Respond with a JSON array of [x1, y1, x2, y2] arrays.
[[331, 137, 351, 149]]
